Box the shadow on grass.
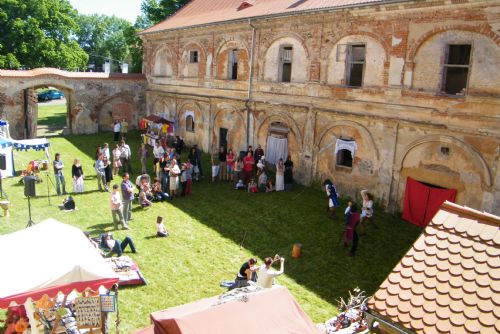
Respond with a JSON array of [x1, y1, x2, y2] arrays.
[[64, 130, 423, 305]]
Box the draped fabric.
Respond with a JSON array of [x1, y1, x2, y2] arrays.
[[266, 136, 288, 165], [335, 139, 358, 159], [402, 177, 457, 227]]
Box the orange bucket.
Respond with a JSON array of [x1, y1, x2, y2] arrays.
[[292, 243, 302, 258]]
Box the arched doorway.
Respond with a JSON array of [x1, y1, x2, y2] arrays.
[[265, 121, 290, 165], [33, 85, 72, 137]]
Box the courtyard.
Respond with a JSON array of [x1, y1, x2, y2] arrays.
[[0, 129, 421, 333]]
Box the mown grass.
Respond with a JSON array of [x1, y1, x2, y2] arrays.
[[0, 130, 422, 333], [37, 104, 67, 127]]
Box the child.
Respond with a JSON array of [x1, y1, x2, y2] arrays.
[[265, 179, 274, 192], [139, 189, 152, 208], [156, 216, 169, 237], [235, 179, 245, 190], [248, 179, 258, 193]]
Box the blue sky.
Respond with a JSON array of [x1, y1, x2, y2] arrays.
[[69, 0, 143, 23]]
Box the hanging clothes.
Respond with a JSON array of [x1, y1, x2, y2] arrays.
[[266, 136, 288, 165]]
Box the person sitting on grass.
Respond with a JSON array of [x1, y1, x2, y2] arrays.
[[248, 179, 258, 193], [139, 188, 152, 208], [257, 168, 267, 192], [156, 216, 169, 237], [235, 179, 245, 190], [101, 233, 137, 257], [265, 179, 274, 192], [229, 258, 258, 290], [152, 177, 169, 201]]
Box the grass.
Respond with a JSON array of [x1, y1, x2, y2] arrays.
[[0, 130, 422, 333], [37, 104, 67, 127]]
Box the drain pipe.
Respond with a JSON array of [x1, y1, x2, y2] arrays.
[[245, 18, 256, 148]]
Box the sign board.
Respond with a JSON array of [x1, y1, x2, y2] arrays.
[[75, 297, 101, 328], [100, 294, 116, 313]]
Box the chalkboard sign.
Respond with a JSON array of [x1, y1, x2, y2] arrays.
[[75, 297, 101, 328]]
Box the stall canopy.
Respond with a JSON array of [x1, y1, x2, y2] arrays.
[[0, 219, 119, 308], [0, 137, 15, 177], [12, 138, 50, 151], [143, 114, 172, 124], [148, 286, 320, 334]]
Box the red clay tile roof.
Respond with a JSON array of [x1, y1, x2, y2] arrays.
[[368, 201, 500, 334], [0, 68, 145, 80], [140, 0, 386, 34]]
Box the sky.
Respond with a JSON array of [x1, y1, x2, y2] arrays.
[[69, 0, 143, 23]]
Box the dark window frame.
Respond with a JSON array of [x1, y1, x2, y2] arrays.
[[228, 49, 239, 80], [345, 44, 366, 87], [441, 43, 472, 96], [336, 149, 353, 168], [189, 50, 199, 64], [279, 45, 293, 83], [186, 115, 195, 132]]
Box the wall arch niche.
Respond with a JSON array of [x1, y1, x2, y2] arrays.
[[326, 34, 386, 86], [176, 102, 205, 147], [153, 98, 175, 120], [96, 95, 134, 132], [263, 36, 309, 83], [315, 121, 378, 196], [213, 106, 246, 153], [397, 136, 491, 210], [179, 42, 207, 79], [152, 46, 174, 77], [256, 116, 301, 167], [215, 41, 250, 81]]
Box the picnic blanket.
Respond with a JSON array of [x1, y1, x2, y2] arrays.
[[105, 256, 147, 286]]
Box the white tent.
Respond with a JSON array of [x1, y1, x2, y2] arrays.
[[0, 137, 14, 178], [0, 219, 119, 308]]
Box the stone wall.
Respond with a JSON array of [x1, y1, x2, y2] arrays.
[[140, 0, 500, 214], [0, 70, 147, 138]]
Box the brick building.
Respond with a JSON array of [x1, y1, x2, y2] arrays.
[[139, 0, 500, 214]]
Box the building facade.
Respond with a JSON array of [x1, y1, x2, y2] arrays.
[[139, 0, 500, 214]]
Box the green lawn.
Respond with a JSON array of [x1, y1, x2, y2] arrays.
[[0, 131, 422, 333], [37, 104, 67, 127]]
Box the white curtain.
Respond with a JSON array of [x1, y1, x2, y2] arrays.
[[335, 139, 358, 159], [266, 136, 288, 165]]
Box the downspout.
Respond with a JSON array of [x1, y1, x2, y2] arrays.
[[245, 18, 256, 148]]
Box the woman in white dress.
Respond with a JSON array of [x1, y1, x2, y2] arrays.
[[169, 159, 180, 197], [71, 158, 84, 193], [275, 158, 285, 191], [112, 144, 122, 176]]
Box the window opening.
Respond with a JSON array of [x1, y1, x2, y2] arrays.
[[345, 44, 365, 87], [279, 46, 293, 83], [336, 149, 353, 167], [228, 49, 238, 80], [186, 115, 195, 132], [189, 50, 198, 63], [442, 44, 471, 95]]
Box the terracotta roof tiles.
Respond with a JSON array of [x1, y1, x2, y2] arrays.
[[368, 201, 500, 334], [140, 0, 386, 34]]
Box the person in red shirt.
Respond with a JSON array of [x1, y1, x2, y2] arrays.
[[226, 148, 235, 182], [242, 151, 254, 185]]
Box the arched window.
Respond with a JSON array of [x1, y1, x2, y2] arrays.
[[186, 115, 195, 132], [336, 149, 353, 167]]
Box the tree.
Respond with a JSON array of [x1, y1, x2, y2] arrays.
[[0, 0, 88, 70], [141, 0, 190, 25], [75, 14, 132, 72]]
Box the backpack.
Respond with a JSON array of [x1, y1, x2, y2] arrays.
[[63, 196, 75, 210]]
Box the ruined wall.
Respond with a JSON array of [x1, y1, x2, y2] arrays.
[[0, 71, 147, 138], [141, 0, 500, 214]]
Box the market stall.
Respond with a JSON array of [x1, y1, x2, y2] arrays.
[[0, 219, 119, 333], [0, 137, 15, 178], [139, 115, 174, 147], [140, 286, 319, 334]]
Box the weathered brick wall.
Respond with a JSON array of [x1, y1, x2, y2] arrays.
[[0, 71, 147, 138], [141, 0, 500, 214]]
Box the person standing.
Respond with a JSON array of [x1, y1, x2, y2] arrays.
[[153, 141, 164, 178], [226, 148, 235, 182], [53, 153, 66, 196], [284, 155, 294, 191], [102, 143, 110, 161], [234, 156, 243, 185], [188, 147, 200, 181], [71, 158, 84, 193], [112, 143, 122, 176], [120, 118, 128, 141], [121, 173, 135, 224], [242, 151, 254, 185], [95, 154, 109, 192], [103, 156, 113, 185], [344, 202, 360, 256], [254, 144, 264, 166], [360, 189, 375, 235], [275, 158, 285, 191], [159, 152, 170, 192], [139, 143, 148, 174], [256, 255, 285, 289], [323, 179, 339, 218], [169, 159, 180, 198], [194, 144, 204, 178], [120, 140, 132, 174], [218, 146, 227, 181], [110, 184, 128, 230], [113, 120, 121, 141]]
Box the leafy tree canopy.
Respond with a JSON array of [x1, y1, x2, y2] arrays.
[[0, 0, 88, 70], [141, 0, 190, 25]]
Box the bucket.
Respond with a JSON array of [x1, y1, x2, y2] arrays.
[[292, 243, 302, 258]]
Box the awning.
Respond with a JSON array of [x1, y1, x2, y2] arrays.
[[143, 115, 173, 124], [0, 219, 119, 308], [12, 138, 50, 151], [0, 137, 13, 149]]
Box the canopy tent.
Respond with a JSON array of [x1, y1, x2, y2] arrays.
[[142, 114, 173, 125], [0, 219, 119, 308], [0, 137, 15, 178], [146, 286, 319, 334], [12, 138, 50, 152]]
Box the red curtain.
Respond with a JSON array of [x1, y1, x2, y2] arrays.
[[402, 177, 457, 227]]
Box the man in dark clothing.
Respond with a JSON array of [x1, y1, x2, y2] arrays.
[[254, 144, 264, 164], [194, 144, 203, 177], [175, 136, 184, 155]]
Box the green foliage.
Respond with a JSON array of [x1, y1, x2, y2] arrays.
[[0, 0, 88, 70], [141, 0, 190, 25]]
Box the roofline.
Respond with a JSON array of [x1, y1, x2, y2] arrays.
[[138, 0, 411, 36], [366, 310, 415, 334], [441, 201, 500, 225]]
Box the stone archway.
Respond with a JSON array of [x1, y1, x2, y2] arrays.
[[212, 104, 246, 153]]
